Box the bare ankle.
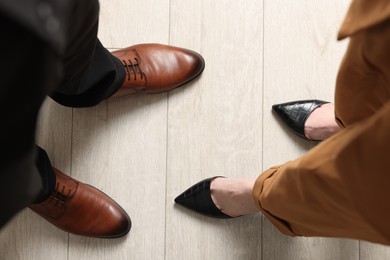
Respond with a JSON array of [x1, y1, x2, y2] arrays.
[[304, 103, 341, 140], [211, 178, 259, 217]]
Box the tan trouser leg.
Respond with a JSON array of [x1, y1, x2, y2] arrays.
[[253, 17, 390, 245]]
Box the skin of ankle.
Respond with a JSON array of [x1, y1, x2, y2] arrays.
[[304, 103, 341, 140], [210, 178, 259, 217]]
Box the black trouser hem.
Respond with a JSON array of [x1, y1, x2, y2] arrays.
[[33, 147, 56, 203], [50, 41, 125, 108]]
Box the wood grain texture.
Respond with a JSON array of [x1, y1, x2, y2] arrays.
[[262, 0, 358, 259], [166, 0, 263, 259], [360, 242, 390, 260], [98, 0, 170, 48], [263, 220, 358, 260]]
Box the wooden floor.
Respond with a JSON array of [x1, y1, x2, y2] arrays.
[[1, 0, 390, 259]]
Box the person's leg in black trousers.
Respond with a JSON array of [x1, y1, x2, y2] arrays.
[[1, 0, 205, 238], [0, 12, 58, 228], [31, 0, 132, 238], [49, 0, 125, 108], [0, 0, 131, 238]]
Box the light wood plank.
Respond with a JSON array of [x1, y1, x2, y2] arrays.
[[263, 221, 358, 260], [262, 0, 358, 259], [0, 98, 72, 260], [360, 242, 390, 260], [166, 0, 263, 259], [98, 0, 170, 47], [68, 0, 170, 259]]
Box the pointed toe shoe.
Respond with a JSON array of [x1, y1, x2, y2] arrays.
[[174, 177, 232, 219]]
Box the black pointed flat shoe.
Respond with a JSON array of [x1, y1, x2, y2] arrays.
[[174, 177, 232, 219], [272, 99, 329, 140]]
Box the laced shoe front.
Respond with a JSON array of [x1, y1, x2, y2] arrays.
[[29, 168, 131, 238], [111, 43, 205, 97], [112, 49, 147, 96]]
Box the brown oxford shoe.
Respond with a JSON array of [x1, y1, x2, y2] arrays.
[[29, 168, 131, 238], [111, 44, 205, 96]]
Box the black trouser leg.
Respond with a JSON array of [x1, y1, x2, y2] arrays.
[[34, 147, 56, 203], [0, 0, 125, 227], [51, 40, 125, 107], [49, 0, 125, 108], [0, 14, 60, 227]]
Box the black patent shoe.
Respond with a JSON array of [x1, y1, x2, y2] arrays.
[[174, 177, 232, 219], [272, 99, 329, 140]]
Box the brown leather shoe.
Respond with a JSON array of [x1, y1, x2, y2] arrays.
[[29, 168, 131, 238], [111, 44, 205, 96]]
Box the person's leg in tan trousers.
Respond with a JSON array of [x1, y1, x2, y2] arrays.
[[174, 0, 390, 245], [252, 14, 390, 245]]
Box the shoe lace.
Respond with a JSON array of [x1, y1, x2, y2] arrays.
[[122, 58, 144, 81], [49, 182, 72, 207]]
